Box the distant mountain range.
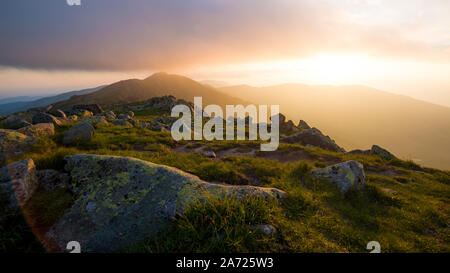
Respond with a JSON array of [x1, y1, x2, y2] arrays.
[[3, 72, 449, 169], [219, 84, 450, 170], [0, 86, 105, 115]]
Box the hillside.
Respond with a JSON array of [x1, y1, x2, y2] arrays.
[[219, 84, 450, 170], [52, 73, 247, 110], [0, 86, 104, 116]]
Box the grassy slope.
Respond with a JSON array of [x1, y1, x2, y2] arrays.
[[1, 110, 449, 253]]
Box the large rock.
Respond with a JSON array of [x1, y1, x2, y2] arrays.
[[45, 154, 285, 252], [0, 129, 36, 165], [112, 119, 133, 128], [371, 145, 396, 160], [81, 116, 109, 128], [311, 160, 366, 193], [139, 95, 194, 112], [18, 123, 55, 138], [72, 104, 104, 115], [62, 122, 95, 145], [101, 111, 116, 121], [298, 120, 311, 130], [0, 159, 38, 208], [0, 116, 31, 129], [281, 128, 345, 152], [36, 169, 71, 191], [32, 112, 62, 126]]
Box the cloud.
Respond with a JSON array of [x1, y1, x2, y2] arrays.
[[0, 0, 448, 71]]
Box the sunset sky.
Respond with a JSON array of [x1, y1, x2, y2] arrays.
[[1, 0, 449, 106]]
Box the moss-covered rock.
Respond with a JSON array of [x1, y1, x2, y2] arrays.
[[371, 145, 396, 160], [18, 123, 55, 138], [0, 159, 38, 208], [62, 122, 95, 145], [311, 160, 366, 193], [45, 154, 285, 252], [0, 129, 36, 165]]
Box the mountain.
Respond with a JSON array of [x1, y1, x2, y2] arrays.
[[0, 95, 48, 104], [0, 86, 105, 115], [219, 84, 450, 170], [52, 72, 247, 110], [200, 80, 231, 88]]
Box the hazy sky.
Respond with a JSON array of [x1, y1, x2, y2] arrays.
[[0, 0, 449, 106]]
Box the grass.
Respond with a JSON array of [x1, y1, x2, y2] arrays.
[[2, 111, 449, 253]]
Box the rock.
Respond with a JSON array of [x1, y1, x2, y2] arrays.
[[311, 160, 366, 194], [72, 104, 104, 115], [45, 154, 285, 252], [112, 119, 133, 128], [36, 169, 71, 191], [282, 128, 345, 152], [0, 159, 38, 208], [202, 150, 216, 158], [18, 123, 55, 138], [347, 149, 371, 155], [62, 122, 95, 145], [298, 120, 311, 130], [138, 95, 194, 112], [0, 116, 31, 129], [101, 111, 116, 121], [50, 109, 67, 119], [0, 129, 36, 165], [127, 111, 134, 118], [32, 112, 62, 126], [71, 109, 93, 117], [68, 115, 78, 121], [271, 113, 299, 135], [371, 145, 395, 160], [250, 224, 277, 236], [81, 116, 109, 128]]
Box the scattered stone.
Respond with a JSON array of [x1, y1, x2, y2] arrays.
[[282, 128, 345, 152], [0, 159, 38, 208], [62, 122, 95, 145], [18, 123, 55, 138], [102, 111, 116, 121], [71, 109, 93, 117], [45, 154, 285, 252], [32, 112, 62, 126], [50, 109, 67, 119], [201, 150, 216, 158], [72, 104, 104, 115], [311, 160, 366, 194], [81, 116, 109, 128], [250, 224, 277, 236], [68, 115, 78, 121], [371, 145, 396, 160], [127, 111, 135, 118], [0, 116, 31, 129], [0, 129, 36, 165]]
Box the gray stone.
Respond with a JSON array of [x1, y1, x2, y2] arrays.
[[62, 122, 95, 145], [371, 145, 396, 160], [0, 116, 31, 129], [18, 123, 55, 138], [0, 159, 38, 208], [202, 150, 216, 158], [72, 104, 104, 115], [282, 128, 345, 152], [112, 119, 133, 128], [311, 160, 366, 194], [250, 224, 277, 236], [81, 116, 109, 128], [298, 120, 311, 130], [102, 111, 116, 121], [45, 154, 285, 252], [32, 112, 62, 126], [0, 129, 36, 165], [36, 169, 71, 191]]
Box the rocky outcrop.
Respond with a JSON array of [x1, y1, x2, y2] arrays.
[[271, 113, 299, 135], [137, 95, 194, 112], [112, 119, 133, 128], [62, 122, 95, 145], [72, 104, 104, 115], [311, 160, 366, 194], [49, 109, 67, 119], [71, 109, 93, 117], [81, 116, 109, 128], [0, 129, 36, 165], [298, 120, 311, 130], [18, 123, 55, 138], [281, 128, 345, 152], [371, 145, 395, 160], [0, 159, 38, 208], [45, 154, 285, 252]]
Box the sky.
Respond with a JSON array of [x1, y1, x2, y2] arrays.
[[0, 0, 449, 106]]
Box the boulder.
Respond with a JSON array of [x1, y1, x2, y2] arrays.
[[72, 104, 104, 115], [36, 169, 71, 191], [139, 96, 194, 112], [126, 111, 135, 118], [45, 154, 285, 252], [112, 119, 133, 128], [347, 149, 371, 155], [62, 122, 95, 145], [311, 160, 366, 194], [0, 129, 36, 165], [250, 224, 277, 236], [32, 112, 62, 126], [371, 145, 396, 160], [68, 115, 78, 121], [0, 159, 38, 208], [298, 120, 311, 130], [0, 116, 31, 129], [81, 116, 109, 128], [50, 109, 67, 119], [101, 111, 116, 121], [281, 128, 345, 152], [18, 123, 55, 138], [201, 150, 216, 158], [71, 109, 93, 117]]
